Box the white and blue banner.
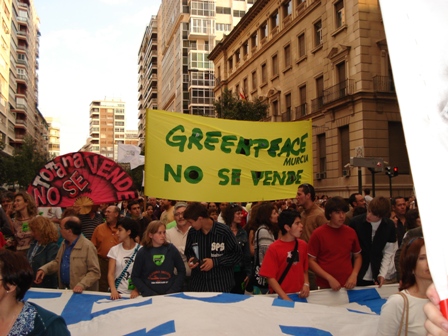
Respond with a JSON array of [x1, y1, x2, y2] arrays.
[[25, 285, 398, 335]]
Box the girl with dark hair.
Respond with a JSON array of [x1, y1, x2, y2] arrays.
[[107, 217, 142, 300], [377, 237, 432, 335], [0, 249, 70, 335], [222, 204, 251, 294], [12, 191, 37, 255], [131, 220, 185, 296], [247, 202, 279, 294]]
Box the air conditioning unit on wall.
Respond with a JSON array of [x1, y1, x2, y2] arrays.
[[315, 172, 326, 180]]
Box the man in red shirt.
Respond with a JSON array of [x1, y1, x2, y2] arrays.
[[259, 209, 309, 301], [308, 196, 362, 291]]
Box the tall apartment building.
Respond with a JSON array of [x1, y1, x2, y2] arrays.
[[160, 0, 256, 116], [137, 16, 158, 149], [209, 0, 413, 197], [45, 116, 60, 157], [138, 0, 255, 120], [88, 99, 126, 160], [0, 0, 47, 157]]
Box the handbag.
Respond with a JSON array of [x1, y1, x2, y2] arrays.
[[397, 291, 409, 336], [114, 244, 140, 289], [248, 227, 269, 290]]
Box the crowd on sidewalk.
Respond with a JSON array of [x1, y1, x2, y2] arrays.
[[0, 187, 440, 335]]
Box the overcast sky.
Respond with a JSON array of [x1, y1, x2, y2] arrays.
[[35, 0, 161, 155]]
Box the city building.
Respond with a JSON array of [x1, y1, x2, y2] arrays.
[[208, 0, 413, 197], [137, 0, 257, 151], [45, 117, 60, 157], [0, 0, 47, 157], [88, 98, 126, 160], [137, 15, 158, 150]]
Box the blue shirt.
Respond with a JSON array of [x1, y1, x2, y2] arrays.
[[60, 236, 79, 287]]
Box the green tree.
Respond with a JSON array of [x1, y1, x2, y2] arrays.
[[214, 87, 268, 121], [1, 136, 51, 189]]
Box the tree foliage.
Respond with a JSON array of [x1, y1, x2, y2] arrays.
[[0, 136, 51, 189], [214, 87, 269, 121]]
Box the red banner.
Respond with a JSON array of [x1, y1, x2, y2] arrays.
[[27, 152, 138, 207]]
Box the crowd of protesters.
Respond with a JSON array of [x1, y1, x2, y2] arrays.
[[0, 187, 434, 335]]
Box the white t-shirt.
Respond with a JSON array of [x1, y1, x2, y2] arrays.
[[107, 243, 141, 294], [38, 207, 62, 220], [377, 290, 429, 336]]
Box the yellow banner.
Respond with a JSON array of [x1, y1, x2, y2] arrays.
[[145, 110, 313, 202]]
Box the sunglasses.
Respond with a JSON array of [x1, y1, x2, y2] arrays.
[[406, 236, 424, 246]]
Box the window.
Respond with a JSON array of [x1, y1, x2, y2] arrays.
[[285, 93, 291, 118], [339, 126, 349, 174], [242, 41, 248, 57], [336, 61, 347, 98], [272, 100, 279, 116], [252, 71, 257, 90], [251, 33, 258, 48], [243, 78, 248, 96], [316, 76, 324, 98], [260, 22, 268, 40], [216, 23, 231, 32], [272, 54, 279, 77], [284, 44, 291, 68], [388, 122, 410, 174], [271, 11, 279, 30], [335, 0, 345, 28], [311, 75, 324, 112], [190, 1, 215, 16], [261, 63, 267, 83], [314, 20, 322, 47], [189, 52, 212, 69], [235, 50, 240, 63], [317, 133, 327, 173], [299, 85, 307, 116], [233, 10, 246, 18], [191, 18, 214, 34], [298, 33, 305, 57], [283, 0, 292, 18], [228, 57, 233, 71], [216, 7, 231, 14]]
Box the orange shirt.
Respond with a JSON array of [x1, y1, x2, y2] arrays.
[[91, 223, 119, 259]]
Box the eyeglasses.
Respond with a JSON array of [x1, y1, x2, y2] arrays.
[[406, 236, 424, 246], [174, 211, 185, 217]]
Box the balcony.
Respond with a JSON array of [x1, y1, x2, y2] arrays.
[[15, 119, 27, 129], [281, 109, 291, 121], [16, 74, 28, 83], [17, 58, 28, 65], [323, 79, 354, 105], [294, 103, 307, 118], [13, 103, 27, 114], [373, 75, 395, 93], [311, 96, 324, 113], [17, 16, 28, 25]]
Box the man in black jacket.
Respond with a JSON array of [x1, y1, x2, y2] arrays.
[[350, 196, 397, 287]]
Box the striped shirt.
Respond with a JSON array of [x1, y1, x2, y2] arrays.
[[185, 221, 241, 292], [78, 213, 104, 240]]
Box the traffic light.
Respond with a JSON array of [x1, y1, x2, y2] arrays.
[[385, 166, 392, 176], [393, 166, 399, 177]]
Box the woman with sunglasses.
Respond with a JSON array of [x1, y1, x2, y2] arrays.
[[377, 237, 432, 335]]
